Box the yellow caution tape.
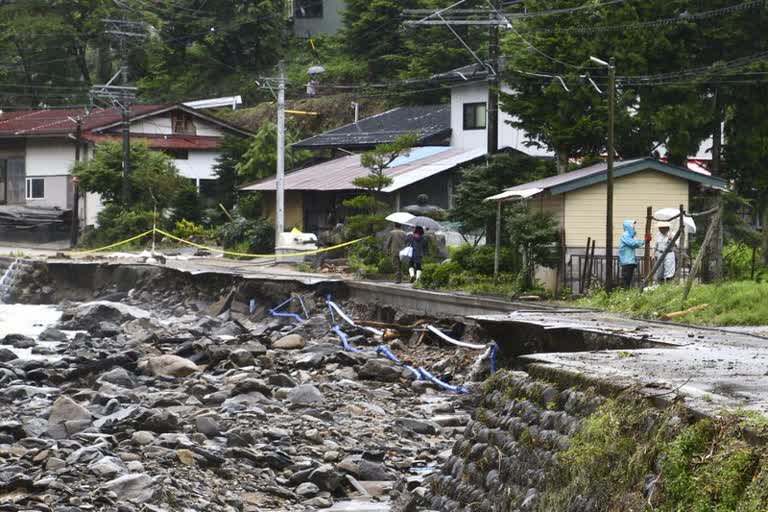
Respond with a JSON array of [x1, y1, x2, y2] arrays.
[[69, 230, 154, 255], [154, 228, 368, 258]]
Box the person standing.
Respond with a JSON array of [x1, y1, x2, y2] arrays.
[[383, 223, 407, 283], [619, 219, 651, 288], [653, 222, 676, 283], [406, 226, 427, 283]]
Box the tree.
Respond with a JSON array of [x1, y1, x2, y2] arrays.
[[450, 152, 555, 245], [73, 141, 188, 210], [343, 133, 418, 237], [505, 206, 559, 289]]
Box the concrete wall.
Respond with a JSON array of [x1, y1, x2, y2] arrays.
[[450, 82, 552, 157], [562, 169, 689, 249], [22, 139, 75, 209], [292, 0, 346, 36]]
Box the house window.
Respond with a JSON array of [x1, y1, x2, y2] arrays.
[[171, 112, 196, 135], [163, 148, 189, 160], [463, 102, 487, 130], [294, 0, 323, 18], [25, 177, 44, 200]]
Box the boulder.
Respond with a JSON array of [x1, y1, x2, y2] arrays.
[[62, 301, 151, 332], [131, 431, 156, 446], [287, 384, 324, 406], [101, 473, 155, 503], [89, 456, 126, 477], [48, 396, 92, 425], [146, 355, 200, 378], [140, 410, 180, 433], [99, 367, 138, 389], [290, 316, 331, 339], [229, 349, 255, 368], [273, 334, 305, 350], [2, 334, 36, 348], [38, 327, 68, 342], [356, 359, 403, 382], [195, 416, 221, 437], [0, 347, 18, 363], [395, 418, 438, 435]]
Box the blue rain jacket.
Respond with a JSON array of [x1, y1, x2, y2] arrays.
[[619, 219, 644, 266]]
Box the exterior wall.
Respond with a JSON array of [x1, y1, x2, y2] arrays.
[[562, 170, 689, 249], [450, 82, 552, 157], [262, 191, 305, 231], [398, 171, 454, 210], [531, 191, 564, 226], [23, 139, 76, 209], [173, 150, 219, 181], [25, 139, 76, 177], [129, 115, 226, 137], [292, 0, 346, 36]]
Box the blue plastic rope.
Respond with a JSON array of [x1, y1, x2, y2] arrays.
[[418, 367, 471, 394], [490, 342, 497, 375], [332, 325, 362, 352], [269, 295, 304, 323]]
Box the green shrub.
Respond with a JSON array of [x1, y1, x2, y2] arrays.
[[236, 193, 263, 220], [169, 187, 203, 225], [82, 205, 154, 249], [723, 241, 760, 280], [173, 218, 212, 241], [420, 261, 462, 288], [347, 237, 384, 277], [451, 244, 518, 275], [217, 217, 275, 255]]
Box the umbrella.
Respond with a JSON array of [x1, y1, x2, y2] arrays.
[[407, 216, 442, 231], [385, 212, 415, 225], [654, 208, 696, 234]]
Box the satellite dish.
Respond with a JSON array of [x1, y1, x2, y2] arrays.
[[307, 65, 326, 76]]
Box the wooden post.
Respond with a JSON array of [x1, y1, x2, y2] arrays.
[[676, 204, 685, 282], [642, 227, 683, 288], [580, 237, 591, 292], [585, 239, 596, 291], [682, 207, 722, 303], [644, 206, 652, 278]]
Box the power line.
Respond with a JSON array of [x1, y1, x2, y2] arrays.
[[525, 0, 767, 34]]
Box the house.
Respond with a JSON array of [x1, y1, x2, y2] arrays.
[[485, 157, 727, 290], [242, 145, 487, 233], [0, 103, 252, 228], [291, 0, 346, 36], [292, 105, 450, 153], [433, 63, 553, 156]]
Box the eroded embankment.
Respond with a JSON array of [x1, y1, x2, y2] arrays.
[[412, 367, 768, 512]]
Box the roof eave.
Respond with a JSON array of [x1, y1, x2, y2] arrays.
[[549, 159, 728, 195]]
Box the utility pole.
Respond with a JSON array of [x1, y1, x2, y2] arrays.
[[70, 116, 82, 247], [275, 60, 286, 245], [487, 1, 500, 155], [606, 57, 616, 292], [591, 56, 616, 292]]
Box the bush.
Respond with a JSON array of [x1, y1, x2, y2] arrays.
[[169, 187, 203, 226], [173, 219, 213, 241], [723, 242, 759, 280], [347, 238, 384, 277], [82, 205, 153, 248], [452, 244, 518, 275], [217, 217, 275, 254], [236, 193, 263, 220]]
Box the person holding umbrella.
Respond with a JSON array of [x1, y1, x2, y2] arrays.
[[406, 226, 427, 283], [383, 223, 407, 283]]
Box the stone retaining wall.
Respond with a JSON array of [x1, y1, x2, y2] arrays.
[[422, 370, 604, 512]]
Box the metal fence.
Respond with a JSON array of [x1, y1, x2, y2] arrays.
[[566, 252, 671, 293]]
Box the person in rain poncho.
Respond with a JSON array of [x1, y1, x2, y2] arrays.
[[653, 222, 676, 282], [619, 219, 651, 288]]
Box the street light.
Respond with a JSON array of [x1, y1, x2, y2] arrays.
[[590, 55, 616, 292]]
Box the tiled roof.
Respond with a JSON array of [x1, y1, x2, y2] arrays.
[[292, 105, 450, 150], [0, 105, 167, 136]]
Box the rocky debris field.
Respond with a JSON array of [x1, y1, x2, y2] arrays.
[[0, 285, 484, 511]]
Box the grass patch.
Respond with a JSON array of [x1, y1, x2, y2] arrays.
[[573, 281, 768, 326]]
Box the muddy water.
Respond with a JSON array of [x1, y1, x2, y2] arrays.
[[0, 304, 63, 359]]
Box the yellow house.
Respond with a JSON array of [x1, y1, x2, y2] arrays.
[[486, 157, 727, 290]]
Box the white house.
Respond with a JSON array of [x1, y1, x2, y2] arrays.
[[0, 103, 252, 226], [437, 63, 553, 157]]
